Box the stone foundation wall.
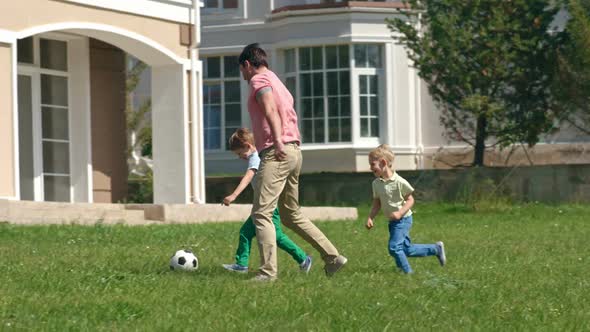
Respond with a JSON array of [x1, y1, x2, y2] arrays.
[[206, 164, 590, 205]]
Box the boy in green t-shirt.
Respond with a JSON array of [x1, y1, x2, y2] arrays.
[[366, 144, 446, 274]]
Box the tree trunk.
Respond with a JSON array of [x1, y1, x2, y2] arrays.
[[473, 114, 487, 166]]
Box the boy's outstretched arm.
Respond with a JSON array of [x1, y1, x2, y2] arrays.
[[223, 168, 256, 206], [389, 193, 415, 221], [366, 198, 381, 230]]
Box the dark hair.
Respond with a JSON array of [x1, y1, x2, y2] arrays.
[[238, 43, 269, 68], [228, 128, 255, 151]]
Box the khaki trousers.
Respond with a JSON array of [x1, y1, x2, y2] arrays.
[[252, 144, 340, 278]]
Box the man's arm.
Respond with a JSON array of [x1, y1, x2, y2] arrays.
[[256, 88, 286, 160], [223, 168, 256, 206]]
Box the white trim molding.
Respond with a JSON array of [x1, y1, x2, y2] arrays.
[[0, 29, 16, 43], [11, 41, 20, 200]]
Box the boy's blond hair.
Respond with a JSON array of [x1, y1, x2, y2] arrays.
[[369, 144, 395, 168], [228, 128, 255, 151]]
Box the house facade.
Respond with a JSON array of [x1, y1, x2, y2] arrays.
[[201, 0, 590, 175], [0, 0, 205, 204], [200, 0, 443, 175], [2, 0, 587, 205]]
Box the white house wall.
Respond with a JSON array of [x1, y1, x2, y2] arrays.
[[389, 44, 414, 149]]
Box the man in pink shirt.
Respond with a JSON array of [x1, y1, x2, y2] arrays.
[[238, 43, 347, 281]]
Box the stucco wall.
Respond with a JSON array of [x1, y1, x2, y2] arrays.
[[0, 0, 188, 61], [0, 43, 15, 198], [89, 39, 127, 203]]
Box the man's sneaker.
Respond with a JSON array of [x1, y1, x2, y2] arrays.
[[324, 255, 348, 277], [436, 241, 446, 266], [222, 263, 248, 273], [250, 274, 276, 282], [300, 255, 312, 274]]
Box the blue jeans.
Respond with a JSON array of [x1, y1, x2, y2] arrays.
[[388, 215, 438, 274]]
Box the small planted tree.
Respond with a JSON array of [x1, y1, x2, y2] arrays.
[[388, 0, 564, 166]]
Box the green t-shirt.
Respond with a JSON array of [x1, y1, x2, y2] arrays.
[[372, 172, 414, 219]]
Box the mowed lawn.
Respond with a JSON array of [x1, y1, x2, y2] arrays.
[[1, 203, 589, 331]]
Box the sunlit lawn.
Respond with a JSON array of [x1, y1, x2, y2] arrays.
[[1, 203, 589, 331]]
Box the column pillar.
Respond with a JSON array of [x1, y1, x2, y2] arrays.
[[0, 42, 17, 199], [152, 63, 190, 204]]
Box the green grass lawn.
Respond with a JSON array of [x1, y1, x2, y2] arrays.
[[1, 203, 589, 331]]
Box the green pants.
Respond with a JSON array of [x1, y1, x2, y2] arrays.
[[235, 208, 307, 267]]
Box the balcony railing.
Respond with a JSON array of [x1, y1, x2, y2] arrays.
[[272, 1, 407, 15]]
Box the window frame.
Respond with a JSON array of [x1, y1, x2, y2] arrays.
[[201, 0, 245, 21]]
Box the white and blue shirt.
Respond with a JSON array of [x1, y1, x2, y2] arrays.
[[246, 151, 261, 188]]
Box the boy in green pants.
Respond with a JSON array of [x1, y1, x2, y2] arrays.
[[221, 128, 312, 273]]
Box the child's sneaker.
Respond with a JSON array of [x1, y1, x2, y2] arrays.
[[436, 241, 446, 266], [300, 255, 312, 274], [222, 263, 248, 273]]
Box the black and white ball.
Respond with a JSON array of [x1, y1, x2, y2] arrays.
[[169, 249, 199, 271]]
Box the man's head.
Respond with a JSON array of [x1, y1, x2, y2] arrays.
[[228, 128, 256, 160], [368, 144, 395, 178], [238, 43, 269, 81]]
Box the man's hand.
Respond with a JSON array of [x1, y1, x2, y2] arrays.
[[274, 141, 287, 161], [223, 194, 236, 206], [390, 211, 403, 221], [366, 217, 374, 230]]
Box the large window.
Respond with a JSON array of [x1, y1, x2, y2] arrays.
[[204, 0, 238, 11], [354, 44, 383, 138], [284, 45, 351, 143], [282, 44, 383, 144], [359, 75, 379, 137], [203, 55, 241, 150], [17, 37, 71, 202]]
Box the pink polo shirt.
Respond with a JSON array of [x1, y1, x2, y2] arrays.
[[248, 69, 301, 152]]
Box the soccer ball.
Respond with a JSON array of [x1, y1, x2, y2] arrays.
[[169, 249, 199, 271]]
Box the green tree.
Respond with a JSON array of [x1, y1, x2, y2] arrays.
[[388, 0, 563, 166], [555, 0, 590, 135], [125, 56, 152, 169]]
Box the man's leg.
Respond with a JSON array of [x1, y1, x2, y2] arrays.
[[272, 208, 307, 265], [252, 148, 290, 278], [277, 145, 340, 265]]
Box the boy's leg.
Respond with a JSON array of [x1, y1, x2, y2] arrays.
[[277, 145, 340, 265], [388, 218, 413, 273], [235, 217, 257, 267], [401, 216, 438, 258], [272, 208, 307, 265]]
